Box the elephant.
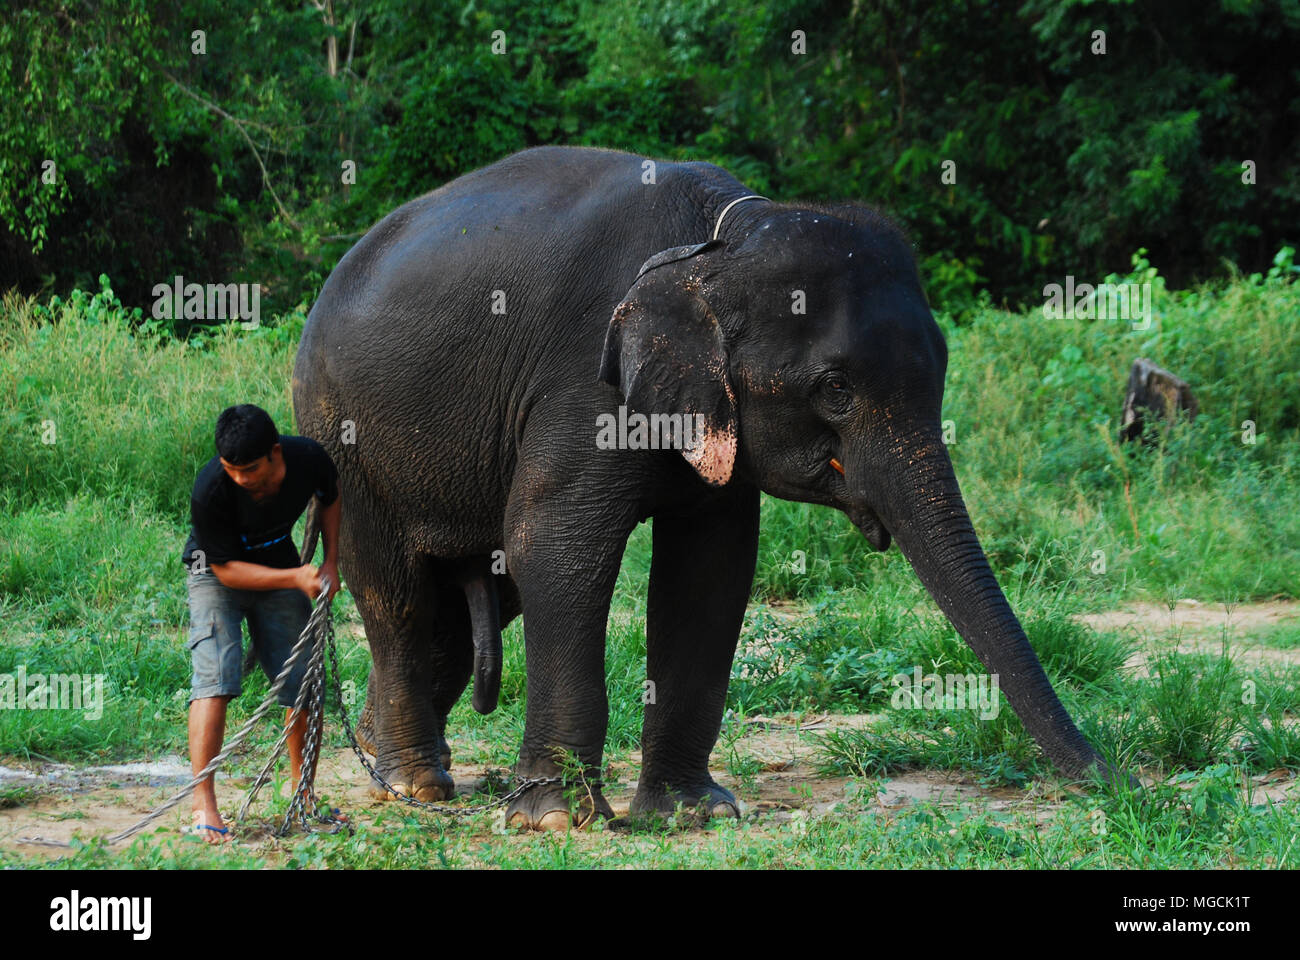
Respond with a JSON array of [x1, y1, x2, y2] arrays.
[[292, 145, 1126, 831]]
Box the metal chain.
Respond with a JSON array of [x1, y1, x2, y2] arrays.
[[235, 588, 343, 836], [279, 635, 337, 834], [16, 581, 330, 848], [17, 572, 590, 847]]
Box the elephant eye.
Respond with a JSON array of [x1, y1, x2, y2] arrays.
[[818, 374, 853, 413]]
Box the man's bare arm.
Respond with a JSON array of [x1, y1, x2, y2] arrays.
[[210, 561, 321, 598]]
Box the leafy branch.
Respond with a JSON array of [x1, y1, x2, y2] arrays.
[[161, 71, 304, 231]]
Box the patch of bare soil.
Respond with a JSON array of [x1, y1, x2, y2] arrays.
[[0, 714, 1074, 860], [4, 710, 1297, 861], [1075, 598, 1300, 675], [0, 758, 196, 854]]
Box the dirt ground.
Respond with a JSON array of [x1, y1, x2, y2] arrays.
[[3, 600, 1297, 861], [0, 712, 1044, 859], [1074, 598, 1300, 675]]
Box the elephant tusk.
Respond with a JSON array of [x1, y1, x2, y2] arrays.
[[829, 457, 844, 475]]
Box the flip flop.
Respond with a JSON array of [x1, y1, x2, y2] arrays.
[[191, 812, 232, 842]]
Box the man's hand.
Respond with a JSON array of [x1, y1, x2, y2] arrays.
[[294, 564, 324, 600], [318, 559, 340, 602]]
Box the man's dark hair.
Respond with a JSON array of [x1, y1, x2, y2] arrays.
[[215, 405, 279, 465]]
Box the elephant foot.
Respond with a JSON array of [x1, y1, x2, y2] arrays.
[[505, 778, 614, 831], [354, 711, 452, 771], [629, 778, 742, 824], [367, 761, 455, 803]]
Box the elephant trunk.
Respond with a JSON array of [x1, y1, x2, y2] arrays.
[[847, 428, 1117, 782]]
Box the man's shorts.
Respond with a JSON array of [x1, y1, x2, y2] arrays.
[[186, 570, 311, 707]]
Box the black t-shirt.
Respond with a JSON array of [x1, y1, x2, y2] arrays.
[[181, 435, 339, 570]]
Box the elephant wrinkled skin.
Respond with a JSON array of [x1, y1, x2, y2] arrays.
[[292, 146, 1128, 830]]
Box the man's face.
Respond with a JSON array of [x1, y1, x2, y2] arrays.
[[220, 444, 284, 501]]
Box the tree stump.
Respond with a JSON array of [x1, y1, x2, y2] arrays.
[[1119, 358, 1198, 443]]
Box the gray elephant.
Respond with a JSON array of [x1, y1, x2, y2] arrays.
[[292, 146, 1124, 830]]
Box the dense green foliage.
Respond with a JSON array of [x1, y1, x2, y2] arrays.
[[3, 0, 1298, 321]]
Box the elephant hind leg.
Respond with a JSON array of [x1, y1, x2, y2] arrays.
[[355, 573, 483, 769], [348, 546, 454, 803], [355, 676, 455, 771]]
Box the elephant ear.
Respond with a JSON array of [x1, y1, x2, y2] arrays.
[[599, 239, 737, 486]]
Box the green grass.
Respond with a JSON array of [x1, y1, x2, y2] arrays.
[[0, 494, 186, 630], [1, 281, 304, 518], [1, 263, 1298, 868], [1253, 621, 1300, 650], [1142, 646, 1244, 768], [0, 785, 40, 809]]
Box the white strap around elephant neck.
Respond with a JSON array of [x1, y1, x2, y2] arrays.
[[712, 195, 771, 240]]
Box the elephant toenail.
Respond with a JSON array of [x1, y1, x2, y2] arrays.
[[537, 810, 572, 831]]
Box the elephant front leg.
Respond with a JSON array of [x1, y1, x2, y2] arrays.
[[502, 502, 634, 831], [631, 485, 760, 822]]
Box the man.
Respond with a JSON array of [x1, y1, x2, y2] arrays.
[[181, 404, 341, 843]]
